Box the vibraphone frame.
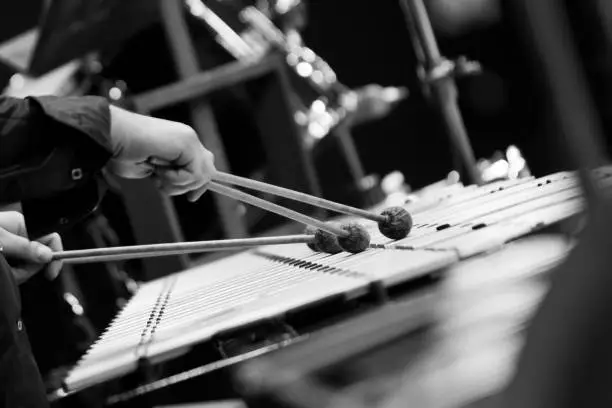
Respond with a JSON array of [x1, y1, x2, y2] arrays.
[[55, 169, 612, 406]]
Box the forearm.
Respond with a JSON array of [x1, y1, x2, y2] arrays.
[[108, 104, 157, 158], [0, 95, 215, 234], [108, 104, 194, 159]]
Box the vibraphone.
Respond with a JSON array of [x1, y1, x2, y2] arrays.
[[57, 169, 612, 403]]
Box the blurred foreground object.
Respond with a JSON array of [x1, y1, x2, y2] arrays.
[[234, 234, 570, 408]]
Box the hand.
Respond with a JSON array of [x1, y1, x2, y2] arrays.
[[0, 212, 63, 284], [107, 106, 217, 202]]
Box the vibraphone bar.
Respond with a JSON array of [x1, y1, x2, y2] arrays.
[[59, 170, 612, 396]]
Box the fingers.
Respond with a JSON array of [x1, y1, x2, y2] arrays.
[[153, 169, 206, 197], [0, 229, 52, 263], [11, 266, 41, 285], [154, 167, 193, 186], [0, 227, 53, 284], [0, 231, 63, 283], [107, 160, 155, 179], [152, 146, 216, 201], [37, 233, 63, 280], [187, 184, 209, 203], [0, 211, 27, 237], [184, 148, 216, 201], [106, 114, 217, 200]]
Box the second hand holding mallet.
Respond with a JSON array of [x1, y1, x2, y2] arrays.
[[51, 235, 315, 264], [51, 227, 373, 263]]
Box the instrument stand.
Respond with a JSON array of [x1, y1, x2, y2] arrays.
[[399, 0, 483, 185]]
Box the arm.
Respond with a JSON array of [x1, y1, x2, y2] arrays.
[[0, 95, 215, 203], [0, 95, 215, 283]]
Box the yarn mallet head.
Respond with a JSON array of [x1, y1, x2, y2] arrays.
[[306, 223, 371, 254], [338, 223, 370, 253], [378, 206, 413, 240], [305, 226, 343, 254]]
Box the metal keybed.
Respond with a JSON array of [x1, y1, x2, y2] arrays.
[[62, 170, 612, 394]]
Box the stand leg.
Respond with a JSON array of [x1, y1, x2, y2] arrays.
[[399, 0, 482, 185], [432, 79, 482, 185], [160, 0, 248, 238]]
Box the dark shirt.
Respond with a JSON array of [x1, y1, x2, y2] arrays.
[[0, 96, 111, 205], [0, 95, 112, 407]]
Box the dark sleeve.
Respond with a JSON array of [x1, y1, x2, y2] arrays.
[[0, 95, 113, 204]]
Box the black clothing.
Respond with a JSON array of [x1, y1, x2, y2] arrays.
[[0, 95, 112, 407], [0, 255, 48, 408], [1, 96, 112, 239], [0, 96, 111, 204]]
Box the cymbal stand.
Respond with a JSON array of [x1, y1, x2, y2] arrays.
[[399, 0, 483, 185]]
